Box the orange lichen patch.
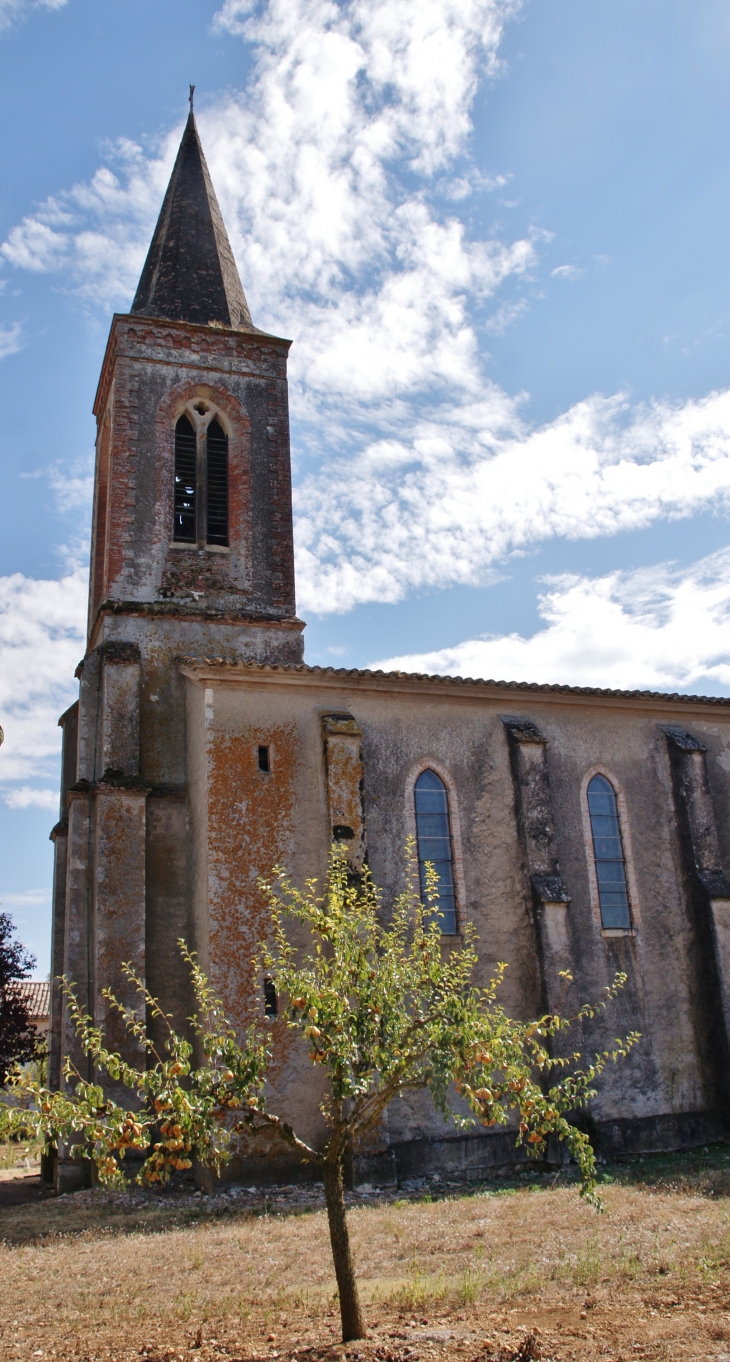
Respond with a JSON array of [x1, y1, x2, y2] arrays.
[[206, 720, 298, 1034]]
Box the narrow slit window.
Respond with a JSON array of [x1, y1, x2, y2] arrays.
[[173, 414, 197, 542], [264, 978, 277, 1017], [258, 745, 270, 773], [587, 774, 631, 930], [206, 418, 229, 546], [414, 769, 457, 934]]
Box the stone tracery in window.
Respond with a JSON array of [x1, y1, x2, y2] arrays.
[[172, 403, 229, 547]]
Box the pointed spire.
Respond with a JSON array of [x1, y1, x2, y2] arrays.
[[131, 108, 253, 330]]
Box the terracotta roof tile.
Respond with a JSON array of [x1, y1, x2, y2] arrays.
[[175, 657, 730, 707], [13, 980, 50, 1020]]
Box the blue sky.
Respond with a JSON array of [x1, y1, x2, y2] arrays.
[[3, 0, 730, 971]]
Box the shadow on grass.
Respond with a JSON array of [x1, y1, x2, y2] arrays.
[[3, 1139, 730, 1249]]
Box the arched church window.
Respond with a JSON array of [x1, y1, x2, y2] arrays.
[[172, 411, 229, 546], [587, 774, 631, 929], [206, 418, 229, 546], [173, 414, 197, 542], [414, 769, 457, 933]]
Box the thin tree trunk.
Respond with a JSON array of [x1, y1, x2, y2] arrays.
[[322, 1158, 366, 1342]]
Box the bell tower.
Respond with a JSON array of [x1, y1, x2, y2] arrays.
[[87, 106, 300, 644], [48, 109, 304, 1185]]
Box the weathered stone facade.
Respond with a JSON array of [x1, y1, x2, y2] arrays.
[[48, 111, 730, 1192]]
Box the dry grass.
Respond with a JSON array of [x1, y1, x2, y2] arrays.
[[3, 1147, 730, 1360], [0, 1139, 42, 1173]]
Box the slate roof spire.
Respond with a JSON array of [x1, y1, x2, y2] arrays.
[[131, 107, 253, 330]]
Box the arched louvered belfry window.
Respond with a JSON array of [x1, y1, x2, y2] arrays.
[[414, 769, 457, 933], [173, 414, 197, 542], [206, 418, 229, 546], [587, 774, 631, 929]]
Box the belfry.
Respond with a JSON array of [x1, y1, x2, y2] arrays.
[[49, 108, 730, 1192], [49, 110, 303, 1187]]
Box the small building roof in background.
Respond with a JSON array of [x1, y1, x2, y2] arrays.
[[13, 980, 50, 1020]]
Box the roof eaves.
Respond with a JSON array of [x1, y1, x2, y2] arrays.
[[174, 657, 730, 707]]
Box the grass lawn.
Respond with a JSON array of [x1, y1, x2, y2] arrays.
[[2, 1142, 730, 1361]]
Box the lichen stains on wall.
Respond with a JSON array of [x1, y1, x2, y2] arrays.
[[206, 721, 297, 1032], [204, 711, 331, 1152]]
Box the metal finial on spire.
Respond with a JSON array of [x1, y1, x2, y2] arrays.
[[189, 84, 195, 112]]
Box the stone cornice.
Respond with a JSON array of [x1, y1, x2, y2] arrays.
[[86, 600, 305, 653]]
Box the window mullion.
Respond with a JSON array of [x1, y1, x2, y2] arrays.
[[196, 425, 206, 547]]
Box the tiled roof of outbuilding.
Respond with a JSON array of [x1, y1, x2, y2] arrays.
[[176, 657, 730, 707], [13, 980, 50, 1020]]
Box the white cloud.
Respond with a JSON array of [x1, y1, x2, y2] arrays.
[[5, 0, 730, 646], [551, 264, 581, 280], [0, 888, 50, 908], [1, 787, 58, 809], [48, 457, 94, 515], [370, 547, 730, 695], [1, 0, 531, 405], [1, 140, 173, 309], [0, 0, 65, 33], [293, 386, 730, 613], [0, 322, 23, 358], [0, 567, 86, 784]]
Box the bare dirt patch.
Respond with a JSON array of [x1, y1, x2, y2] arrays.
[[2, 1144, 730, 1361]]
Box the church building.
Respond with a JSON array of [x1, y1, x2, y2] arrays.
[[48, 109, 730, 1192]]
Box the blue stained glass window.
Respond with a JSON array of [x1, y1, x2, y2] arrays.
[[587, 774, 631, 930], [414, 769, 458, 934]]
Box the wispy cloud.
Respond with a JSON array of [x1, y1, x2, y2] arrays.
[[0, 567, 86, 784], [1, 786, 58, 809], [47, 456, 94, 516], [0, 322, 23, 358], [551, 263, 582, 280], [1, 0, 531, 405], [371, 547, 730, 694], [294, 387, 730, 613], [0, 0, 66, 33], [5, 0, 730, 659], [0, 888, 50, 908]]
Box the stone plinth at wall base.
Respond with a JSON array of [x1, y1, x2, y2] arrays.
[[594, 1109, 730, 1158], [55, 1157, 90, 1194], [193, 1159, 215, 1195], [40, 1148, 56, 1186], [393, 1130, 535, 1183], [189, 1110, 730, 1196], [350, 1149, 398, 1190], [390, 1110, 730, 1182], [195, 1155, 325, 1191]]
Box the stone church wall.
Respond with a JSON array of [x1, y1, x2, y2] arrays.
[[178, 660, 730, 1180]]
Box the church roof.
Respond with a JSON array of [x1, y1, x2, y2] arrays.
[[176, 657, 730, 709], [131, 110, 254, 330]]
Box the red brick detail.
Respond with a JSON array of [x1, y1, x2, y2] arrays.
[[88, 313, 297, 635], [89, 407, 111, 631], [102, 355, 137, 606]]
